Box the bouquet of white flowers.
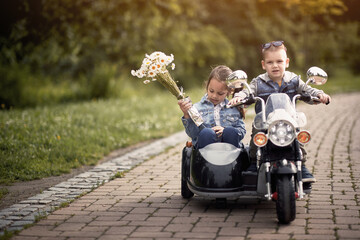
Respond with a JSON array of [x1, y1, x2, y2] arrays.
[[131, 51, 185, 100], [131, 51, 203, 127]]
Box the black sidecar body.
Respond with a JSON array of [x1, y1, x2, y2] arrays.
[[181, 142, 259, 199]]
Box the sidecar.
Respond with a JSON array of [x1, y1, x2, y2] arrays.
[[181, 142, 255, 200]]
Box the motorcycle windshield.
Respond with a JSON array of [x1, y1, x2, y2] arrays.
[[265, 94, 296, 118], [254, 93, 306, 129]]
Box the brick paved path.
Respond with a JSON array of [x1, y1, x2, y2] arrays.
[[12, 93, 360, 240]]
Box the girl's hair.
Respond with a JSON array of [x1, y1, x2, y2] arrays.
[[205, 65, 232, 90], [205, 65, 246, 119]]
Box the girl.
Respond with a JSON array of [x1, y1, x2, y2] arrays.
[[178, 65, 246, 149]]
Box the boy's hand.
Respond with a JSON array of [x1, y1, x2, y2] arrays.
[[227, 96, 245, 108], [178, 98, 192, 118], [317, 93, 331, 105]]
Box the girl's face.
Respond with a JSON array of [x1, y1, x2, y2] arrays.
[[207, 78, 228, 106], [261, 48, 289, 83]]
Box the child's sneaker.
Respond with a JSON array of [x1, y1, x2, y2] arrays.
[[246, 162, 257, 172], [302, 165, 316, 183]]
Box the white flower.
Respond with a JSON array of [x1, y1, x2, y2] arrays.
[[148, 70, 156, 78], [171, 63, 175, 70], [139, 67, 146, 76], [155, 63, 162, 70], [156, 55, 167, 65], [143, 80, 151, 84], [149, 51, 165, 60], [149, 64, 158, 72], [165, 54, 174, 64], [131, 70, 136, 76], [143, 58, 152, 67], [136, 71, 144, 78]]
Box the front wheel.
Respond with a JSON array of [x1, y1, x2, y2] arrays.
[[276, 175, 296, 224]]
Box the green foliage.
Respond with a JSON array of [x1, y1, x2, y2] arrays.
[[0, 64, 86, 108], [110, 171, 126, 180], [0, 0, 359, 105], [315, 68, 360, 94], [84, 63, 117, 99], [0, 64, 27, 108], [0, 187, 9, 200], [337, 21, 360, 74], [0, 0, 239, 107], [0, 229, 17, 240]]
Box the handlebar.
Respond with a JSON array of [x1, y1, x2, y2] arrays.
[[226, 93, 256, 108], [296, 94, 330, 105]]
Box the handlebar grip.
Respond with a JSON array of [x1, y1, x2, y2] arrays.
[[312, 97, 321, 104], [299, 94, 311, 102], [246, 94, 256, 105]]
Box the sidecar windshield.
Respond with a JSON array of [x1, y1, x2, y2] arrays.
[[265, 93, 296, 118]]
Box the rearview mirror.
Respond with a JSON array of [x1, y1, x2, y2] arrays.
[[306, 67, 328, 85], [227, 70, 248, 89]]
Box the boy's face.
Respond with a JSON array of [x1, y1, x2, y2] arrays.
[[261, 48, 289, 83]]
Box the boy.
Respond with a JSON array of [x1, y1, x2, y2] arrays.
[[229, 41, 331, 182]]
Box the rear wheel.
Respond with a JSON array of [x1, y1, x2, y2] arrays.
[[276, 175, 296, 224], [181, 147, 194, 199]]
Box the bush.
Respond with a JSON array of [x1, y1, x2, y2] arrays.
[[0, 64, 32, 109], [0, 63, 133, 109]]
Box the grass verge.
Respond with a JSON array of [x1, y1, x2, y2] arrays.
[[0, 89, 203, 184]]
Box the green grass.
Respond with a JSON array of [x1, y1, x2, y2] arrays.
[[0, 68, 359, 185], [0, 89, 203, 184], [0, 187, 9, 200]]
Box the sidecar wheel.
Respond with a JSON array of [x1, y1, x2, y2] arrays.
[[181, 147, 194, 199], [276, 175, 296, 224], [215, 198, 227, 209], [181, 177, 194, 199]]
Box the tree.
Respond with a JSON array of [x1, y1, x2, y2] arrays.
[[266, 0, 347, 16]]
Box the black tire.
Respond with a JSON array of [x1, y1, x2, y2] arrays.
[[181, 147, 194, 199], [276, 175, 296, 224], [215, 198, 227, 209]]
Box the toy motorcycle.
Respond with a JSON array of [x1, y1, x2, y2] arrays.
[[181, 67, 328, 224]]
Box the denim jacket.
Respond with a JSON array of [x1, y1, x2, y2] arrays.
[[244, 71, 324, 114], [181, 94, 246, 146]]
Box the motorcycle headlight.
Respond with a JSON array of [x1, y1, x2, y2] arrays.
[[268, 120, 295, 147]]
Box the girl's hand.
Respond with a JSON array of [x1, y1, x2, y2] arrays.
[[212, 126, 224, 137], [318, 93, 331, 105], [178, 98, 192, 118]]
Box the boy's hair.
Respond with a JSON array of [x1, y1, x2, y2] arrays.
[[206, 65, 232, 89], [262, 42, 287, 59]]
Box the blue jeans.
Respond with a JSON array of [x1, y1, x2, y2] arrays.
[[197, 127, 241, 149]]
